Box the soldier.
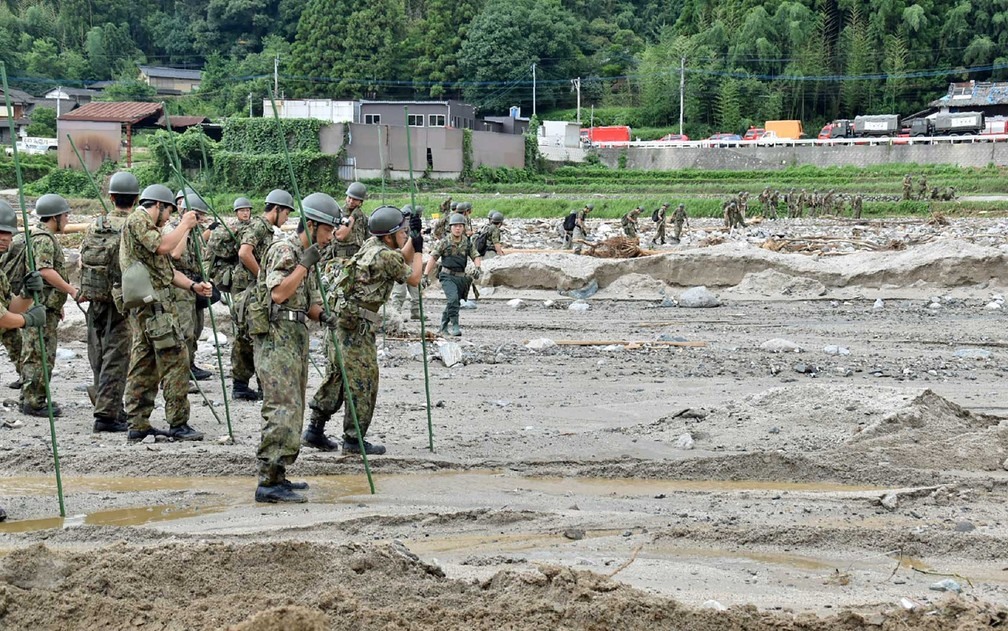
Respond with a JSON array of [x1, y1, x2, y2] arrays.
[[852, 193, 864, 219], [388, 203, 424, 320], [481, 211, 506, 257], [768, 189, 779, 219], [120, 184, 211, 442], [431, 201, 455, 240], [758, 187, 770, 216], [903, 174, 913, 200], [15, 194, 79, 417], [620, 207, 641, 239], [572, 203, 593, 254], [722, 199, 735, 229], [736, 191, 748, 219], [168, 190, 213, 385], [438, 197, 452, 222], [798, 188, 809, 218], [0, 199, 47, 521], [942, 186, 957, 201], [822, 190, 835, 215], [251, 198, 339, 502], [459, 201, 475, 237], [917, 173, 928, 200], [232, 189, 293, 401], [331, 182, 367, 261], [810, 189, 820, 217], [671, 203, 689, 241], [80, 172, 138, 432], [305, 206, 423, 455], [423, 213, 481, 336], [205, 196, 253, 298]]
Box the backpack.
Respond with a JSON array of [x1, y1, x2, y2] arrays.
[[0, 230, 59, 296], [562, 212, 577, 232], [474, 228, 490, 257], [79, 215, 121, 303], [205, 223, 243, 291], [651, 207, 661, 222]]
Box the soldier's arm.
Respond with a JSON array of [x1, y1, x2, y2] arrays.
[[238, 244, 260, 276], [423, 253, 440, 277], [39, 268, 79, 300], [156, 212, 198, 255], [7, 296, 31, 313]]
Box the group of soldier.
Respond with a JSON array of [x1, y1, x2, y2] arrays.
[[903, 174, 957, 202], [0, 177, 509, 512], [617, 203, 690, 247]]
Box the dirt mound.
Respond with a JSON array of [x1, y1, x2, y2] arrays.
[[729, 269, 827, 297], [595, 273, 674, 300], [2, 540, 1004, 630]]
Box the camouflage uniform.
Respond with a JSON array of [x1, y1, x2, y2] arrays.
[[902, 175, 913, 200], [120, 208, 191, 432], [254, 233, 322, 486], [917, 174, 927, 200], [1, 320, 21, 382], [671, 204, 688, 240], [651, 205, 667, 246], [311, 236, 410, 443], [18, 223, 66, 410], [852, 194, 864, 219], [83, 207, 131, 421], [482, 222, 503, 258], [233, 216, 275, 386], [163, 219, 206, 371], [431, 215, 448, 240], [331, 207, 367, 260], [572, 208, 590, 254], [620, 210, 639, 239], [430, 234, 479, 331]]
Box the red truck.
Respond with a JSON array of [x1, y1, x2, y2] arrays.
[[581, 125, 631, 146]]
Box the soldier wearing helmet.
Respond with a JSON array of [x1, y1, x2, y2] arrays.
[[78, 172, 140, 432], [305, 204, 423, 456], [119, 183, 212, 443], [10, 194, 80, 418], [423, 212, 482, 336], [252, 195, 341, 503], [476, 210, 506, 258], [388, 204, 423, 320], [620, 207, 641, 240], [329, 182, 367, 260], [572, 203, 594, 254]]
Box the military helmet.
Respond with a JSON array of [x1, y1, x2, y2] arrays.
[[661, 202, 669, 207], [369, 205, 407, 236], [490, 211, 504, 224], [584, 203, 594, 210], [108, 171, 140, 196], [301, 200, 340, 227], [0, 199, 17, 233], [678, 203, 685, 209], [179, 194, 209, 213], [345, 182, 367, 201], [448, 213, 466, 226], [459, 202, 472, 213], [139, 184, 176, 206], [233, 196, 253, 211], [450, 202, 458, 211], [174, 187, 196, 203], [264, 189, 295, 209], [401, 204, 423, 218], [302, 192, 342, 218], [35, 194, 70, 218]]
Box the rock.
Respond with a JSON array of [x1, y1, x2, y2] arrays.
[[701, 600, 728, 611], [407, 343, 424, 360], [761, 338, 802, 353], [568, 300, 590, 312], [563, 528, 585, 541], [985, 301, 1002, 310], [793, 363, 816, 374], [678, 286, 720, 308], [873, 298, 885, 310], [525, 338, 556, 350], [459, 299, 477, 310], [437, 342, 464, 368], [881, 492, 899, 510], [899, 598, 918, 611], [659, 296, 677, 308], [562, 279, 599, 300], [55, 348, 77, 360], [507, 298, 526, 309], [1003, 458, 1008, 472], [953, 521, 975, 533], [823, 345, 850, 356], [543, 300, 557, 308], [676, 433, 694, 450], [492, 400, 511, 408], [657, 333, 688, 342], [929, 578, 962, 593], [928, 302, 941, 310], [953, 348, 991, 360]]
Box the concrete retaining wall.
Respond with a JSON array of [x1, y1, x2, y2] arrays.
[[597, 143, 1008, 171]]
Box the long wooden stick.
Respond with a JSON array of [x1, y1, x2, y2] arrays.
[[541, 339, 707, 347]]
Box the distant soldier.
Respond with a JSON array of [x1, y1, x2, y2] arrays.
[[455, 201, 475, 237], [810, 189, 820, 217], [651, 203, 667, 247], [917, 173, 928, 200], [423, 213, 482, 336], [758, 187, 771, 215], [481, 210, 506, 258], [930, 186, 942, 201], [941, 186, 957, 201], [332, 182, 368, 260], [431, 201, 455, 240], [621, 207, 641, 239], [671, 203, 689, 241], [168, 189, 213, 385], [768, 189, 780, 220], [822, 190, 835, 215], [852, 194, 864, 219], [902, 174, 913, 200], [572, 203, 593, 254], [798, 188, 809, 218], [736, 191, 748, 219]]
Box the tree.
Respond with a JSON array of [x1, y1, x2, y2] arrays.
[[101, 79, 157, 102], [411, 0, 481, 98], [26, 107, 56, 137]]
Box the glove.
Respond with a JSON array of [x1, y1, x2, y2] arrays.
[[299, 244, 322, 269], [421, 276, 431, 290], [470, 267, 482, 280], [21, 305, 46, 328], [409, 211, 423, 235], [208, 221, 221, 230], [411, 234, 423, 253], [319, 311, 340, 328], [21, 270, 43, 296]]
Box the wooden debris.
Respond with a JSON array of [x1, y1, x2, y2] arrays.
[[581, 236, 649, 258], [546, 339, 706, 348]]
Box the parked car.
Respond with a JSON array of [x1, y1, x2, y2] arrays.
[[659, 133, 690, 142], [704, 133, 742, 147], [742, 127, 765, 141]]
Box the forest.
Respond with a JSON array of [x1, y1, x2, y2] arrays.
[[2, 0, 1006, 137]]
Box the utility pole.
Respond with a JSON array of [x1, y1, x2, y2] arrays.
[[531, 62, 536, 118], [679, 57, 685, 136], [571, 77, 581, 124], [248, 92, 253, 117], [274, 54, 279, 100]]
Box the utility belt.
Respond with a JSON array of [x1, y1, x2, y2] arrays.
[[442, 268, 467, 277], [331, 242, 360, 257], [269, 304, 307, 324]]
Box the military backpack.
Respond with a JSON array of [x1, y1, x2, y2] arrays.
[[473, 227, 491, 257], [651, 207, 661, 222], [0, 230, 59, 296], [562, 212, 577, 232], [79, 215, 121, 303]]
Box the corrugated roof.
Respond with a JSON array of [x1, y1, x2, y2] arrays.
[[155, 114, 208, 128], [0, 88, 35, 104], [58, 101, 163, 123], [932, 81, 1008, 107], [139, 65, 203, 80]]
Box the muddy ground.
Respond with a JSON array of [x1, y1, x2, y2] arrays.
[[1, 216, 1008, 629]]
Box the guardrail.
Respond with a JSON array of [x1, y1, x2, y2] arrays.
[[589, 134, 1008, 149]]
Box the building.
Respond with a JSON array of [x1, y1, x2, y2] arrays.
[[138, 66, 203, 95], [930, 81, 1008, 118], [481, 106, 530, 135], [0, 88, 35, 143], [263, 99, 358, 123], [357, 100, 477, 129], [43, 87, 99, 108], [58, 101, 163, 169]]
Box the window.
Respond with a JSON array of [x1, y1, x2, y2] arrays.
[[408, 114, 424, 127], [364, 114, 381, 124], [428, 114, 446, 127]]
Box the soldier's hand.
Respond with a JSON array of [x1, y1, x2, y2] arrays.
[[421, 276, 431, 290], [410, 234, 423, 253], [21, 270, 43, 296], [21, 305, 46, 328], [299, 244, 322, 269], [470, 267, 482, 280], [192, 281, 213, 298], [181, 210, 200, 229], [409, 211, 423, 235], [319, 311, 340, 329]]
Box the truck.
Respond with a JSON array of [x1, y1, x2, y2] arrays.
[[581, 125, 631, 146], [910, 111, 984, 136], [853, 115, 900, 137], [984, 117, 1008, 135], [764, 120, 803, 139], [818, 119, 852, 139]]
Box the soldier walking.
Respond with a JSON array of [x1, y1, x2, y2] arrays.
[[251, 200, 339, 502], [917, 173, 928, 200], [903, 174, 913, 200], [423, 213, 481, 336], [671, 203, 689, 241], [305, 206, 423, 455], [120, 184, 211, 442], [80, 172, 138, 432], [620, 207, 641, 239], [572, 203, 593, 254], [651, 203, 667, 246]]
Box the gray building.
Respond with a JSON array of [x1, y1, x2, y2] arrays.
[[357, 100, 477, 129]]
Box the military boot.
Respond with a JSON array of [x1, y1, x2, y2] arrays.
[[190, 364, 212, 381], [93, 415, 128, 433], [233, 380, 262, 401], [255, 484, 307, 503], [447, 317, 461, 337], [302, 409, 340, 451], [6, 378, 22, 390]]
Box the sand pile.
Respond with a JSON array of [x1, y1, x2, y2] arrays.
[[728, 269, 827, 297]]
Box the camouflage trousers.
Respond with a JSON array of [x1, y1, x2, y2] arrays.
[[87, 301, 131, 420], [438, 273, 468, 330], [572, 226, 587, 254], [1, 326, 22, 378], [673, 220, 684, 241], [230, 285, 256, 384], [124, 305, 191, 430], [255, 321, 308, 486], [175, 289, 204, 365], [389, 282, 420, 318], [19, 309, 59, 408], [310, 322, 379, 442], [652, 221, 666, 246]]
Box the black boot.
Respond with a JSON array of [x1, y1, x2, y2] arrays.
[[190, 364, 212, 381], [255, 484, 307, 503], [233, 380, 262, 401], [302, 410, 340, 451], [93, 415, 128, 433]]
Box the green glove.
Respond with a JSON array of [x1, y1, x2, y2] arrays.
[[21, 305, 46, 328], [299, 244, 322, 269]]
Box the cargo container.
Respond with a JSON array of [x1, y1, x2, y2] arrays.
[[984, 117, 1008, 135], [765, 120, 804, 139], [852, 115, 900, 137], [582, 125, 631, 144], [911, 111, 984, 136]]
